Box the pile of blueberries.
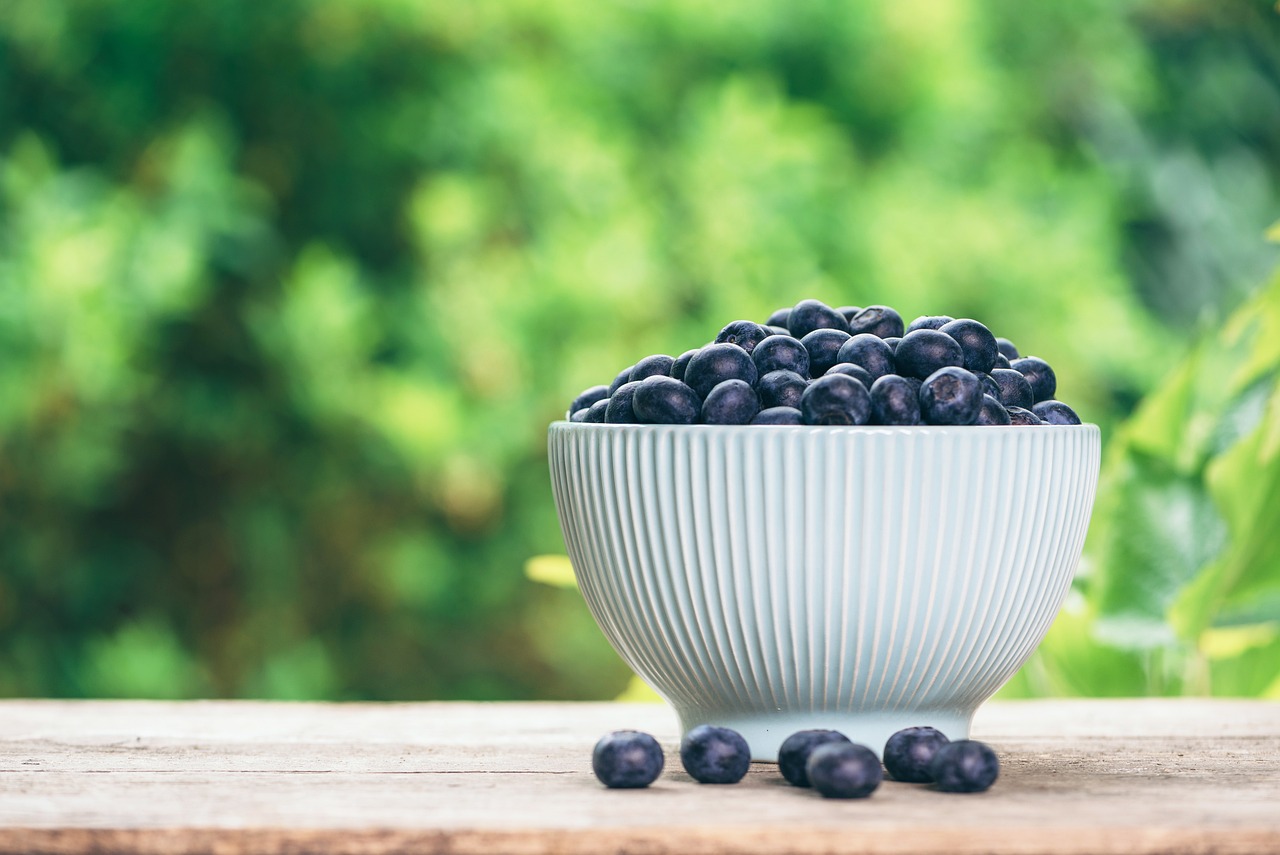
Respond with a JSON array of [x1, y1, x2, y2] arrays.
[[568, 300, 1081, 427], [592, 724, 998, 797]]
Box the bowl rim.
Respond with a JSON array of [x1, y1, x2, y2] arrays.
[[550, 420, 1099, 436]]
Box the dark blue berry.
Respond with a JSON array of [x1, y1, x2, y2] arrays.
[[941, 318, 999, 374], [680, 725, 751, 784], [894, 329, 964, 379], [702, 379, 760, 425], [684, 343, 759, 399], [671, 349, 698, 382], [765, 307, 791, 328], [976, 394, 1011, 425], [630, 354, 675, 383], [716, 320, 769, 354], [584, 399, 610, 423], [800, 374, 871, 425], [806, 742, 883, 799], [990, 368, 1033, 409], [592, 730, 664, 789], [633, 376, 701, 424], [570, 408, 589, 422], [979, 373, 1001, 401], [837, 305, 863, 323], [1011, 356, 1057, 403], [778, 730, 852, 787], [765, 325, 791, 337], [570, 385, 610, 417], [753, 335, 810, 377], [870, 374, 923, 425], [825, 363, 874, 389], [994, 353, 1012, 369], [920, 366, 982, 425], [929, 740, 999, 793], [756, 370, 808, 409], [1007, 406, 1044, 426], [907, 314, 954, 333], [605, 381, 643, 423], [884, 726, 950, 783], [608, 366, 634, 396], [837, 333, 896, 381], [1032, 399, 1082, 425], [848, 305, 904, 338], [883, 336, 902, 354], [801, 328, 852, 377], [751, 406, 804, 425], [788, 299, 849, 338], [995, 337, 1020, 361]]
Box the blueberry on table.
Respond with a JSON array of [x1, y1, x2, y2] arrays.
[[788, 299, 849, 338], [584, 399, 610, 423], [756, 369, 808, 410], [995, 337, 1020, 361], [848, 305, 905, 339], [920, 366, 982, 425], [870, 374, 923, 425], [608, 366, 634, 396], [1032, 399, 1082, 425], [753, 334, 810, 377], [684, 343, 759, 399], [976, 394, 1012, 425], [751, 406, 804, 425], [605, 381, 643, 423], [778, 730, 852, 787], [570, 385, 610, 417], [990, 368, 1034, 409], [929, 740, 999, 793], [633, 376, 701, 424], [801, 328, 852, 377], [592, 730, 664, 789], [825, 363, 874, 389], [716, 320, 770, 354], [805, 742, 883, 799], [680, 725, 751, 784], [837, 305, 863, 323], [836, 333, 896, 381], [630, 354, 676, 383], [671, 349, 698, 382], [940, 318, 999, 374], [907, 314, 954, 333], [765, 307, 791, 328], [702, 379, 760, 425], [894, 329, 965, 379], [800, 373, 871, 425], [1011, 356, 1057, 403], [1006, 406, 1044, 426], [883, 726, 950, 783]]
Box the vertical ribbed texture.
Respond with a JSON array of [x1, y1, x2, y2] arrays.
[[549, 423, 1101, 723]]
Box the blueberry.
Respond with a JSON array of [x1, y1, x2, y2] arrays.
[[805, 742, 883, 799], [592, 730, 664, 789], [716, 320, 769, 354], [870, 374, 923, 425], [883, 726, 950, 783], [976, 394, 1011, 425], [848, 305, 904, 339], [570, 408, 589, 422], [570, 385, 610, 417], [778, 730, 852, 787], [605, 381, 643, 423], [765, 325, 791, 337], [702, 379, 760, 425], [753, 335, 810, 377], [608, 366, 634, 396], [680, 724, 751, 784], [788, 299, 849, 338], [751, 406, 804, 425], [684, 343, 759, 399], [800, 374, 871, 425], [929, 740, 999, 793], [989, 368, 1033, 409], [906, 314, 954, 333], [993, 353, 1012, 369], [756, 369, 808, 410], [894, 329, 964, 380], [765, 307, 791, 328], [995, 337, 1020, 361], [584, 399, 610, 423], [837, 333, 896, 381], [801, 328, 852, 377], [1007, 406, 1044, 426], [837, 305, 863, 323], [671, 349, 698, 382], [978, 373, 1001, 401], [940, 318, 999, 374], [1011, 356, 1057, 403], [825, 363, 874, 389], [1032, 399, 1082, 425], [883, 336, 902, 354], [920, 366, 982, 425], [630, 354, 676, 383], [632, 376, 701, 424]]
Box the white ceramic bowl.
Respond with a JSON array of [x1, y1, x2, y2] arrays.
[[548, 422, 1100, 760]]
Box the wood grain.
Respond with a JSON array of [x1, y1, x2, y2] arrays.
[[0, 699, 1277, 855]]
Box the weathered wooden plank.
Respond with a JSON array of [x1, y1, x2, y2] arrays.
[[0, 700, 1276, 855]]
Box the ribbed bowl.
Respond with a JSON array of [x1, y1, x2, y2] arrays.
[[548, 422, 1100, 760]]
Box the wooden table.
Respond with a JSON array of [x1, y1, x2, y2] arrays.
[[0, 699, 1277, 854]]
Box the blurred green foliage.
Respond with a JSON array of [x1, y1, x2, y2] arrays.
[[1, 0, 1277, 699]]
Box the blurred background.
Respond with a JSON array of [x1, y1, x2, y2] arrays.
[[1, 0, 1278, 702]]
